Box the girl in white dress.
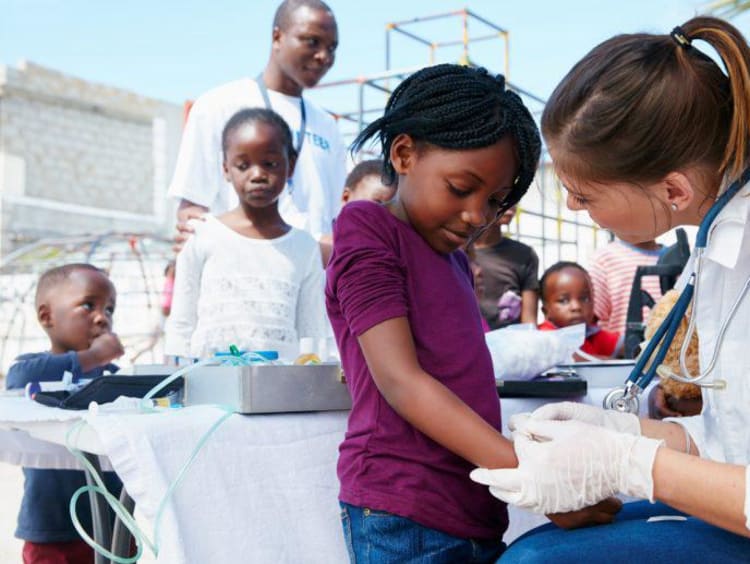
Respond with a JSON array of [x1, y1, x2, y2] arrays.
[[165, 108, 327, 361]]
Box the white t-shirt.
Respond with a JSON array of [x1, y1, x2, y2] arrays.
[[168, 78, 347, 239], [164, 215, 328, 360]]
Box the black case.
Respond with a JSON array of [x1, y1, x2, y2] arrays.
[[496, 378, 587, 398], [32, 375, 184, 410]]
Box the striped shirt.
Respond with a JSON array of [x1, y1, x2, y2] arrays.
[[587, 240, 664, 334]]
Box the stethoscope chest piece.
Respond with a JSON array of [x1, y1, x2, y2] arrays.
[[603, 386, 640, 414]]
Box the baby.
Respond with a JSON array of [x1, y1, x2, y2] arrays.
[[538, 261, 622, 359]]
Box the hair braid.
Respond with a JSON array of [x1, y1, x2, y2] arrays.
[[352, 64, 541, 209]]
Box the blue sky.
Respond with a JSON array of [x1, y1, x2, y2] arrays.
[[2, 0, 748, 115]]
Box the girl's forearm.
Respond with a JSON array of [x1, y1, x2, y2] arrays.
[[377, 366, 517, 469], [358, 317, 516, 469], [652, 447, 749, 537]]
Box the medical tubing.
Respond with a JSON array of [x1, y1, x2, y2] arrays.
[[671, 165, 750, 385], [66, 419, 151, 563], [629, 283, 692, 387], [140, 357, 218, 411], [677, 253, 709, 382], [66, 353, 261, 561], [629, 282, 694, 390], [673, 252, 750, 386], [152, 408, 234, 544]]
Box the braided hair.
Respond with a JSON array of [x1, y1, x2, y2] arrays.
[[351, 64, 541, 213]]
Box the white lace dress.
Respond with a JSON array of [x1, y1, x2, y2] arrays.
[[164, 215, 328, 360]]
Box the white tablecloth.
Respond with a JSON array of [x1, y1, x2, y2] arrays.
[[0, 382, 653, 563]]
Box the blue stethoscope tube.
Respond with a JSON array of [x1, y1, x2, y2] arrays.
[[604, 166, 750, 413]]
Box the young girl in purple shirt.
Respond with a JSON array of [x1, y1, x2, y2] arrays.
[[326, 64, 615, 562]]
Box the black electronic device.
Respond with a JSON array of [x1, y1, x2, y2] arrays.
[[32, 375, 183, 410], [496, 376, 587, 398]]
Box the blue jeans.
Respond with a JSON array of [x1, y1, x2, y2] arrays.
[[500, 501, 750, 563], [340, 502, 505, 563]]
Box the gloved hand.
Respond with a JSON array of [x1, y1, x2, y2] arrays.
[[510, 401, 641, 436], [471, 419, 662, 515]]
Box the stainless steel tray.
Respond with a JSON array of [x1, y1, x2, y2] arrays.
[[183, 363, 351, 414]]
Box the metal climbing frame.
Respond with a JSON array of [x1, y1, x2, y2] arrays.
[[0, 232, 174, 375], [385, 9, 510, 78], [308, 7, 608, 269]]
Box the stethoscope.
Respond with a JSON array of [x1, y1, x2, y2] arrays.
[[604, 166, 750, 414]]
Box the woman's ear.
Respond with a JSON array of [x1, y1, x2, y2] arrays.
[[389, 134, 417, 175], [661, 171, 696, 213]]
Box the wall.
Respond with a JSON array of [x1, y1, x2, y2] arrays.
[[0, 61, 183, 258]]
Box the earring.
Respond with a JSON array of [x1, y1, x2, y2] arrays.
[[671, 203, 678, 212]]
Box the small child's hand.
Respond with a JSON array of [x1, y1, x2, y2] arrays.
[[88, 332, 125, 365]]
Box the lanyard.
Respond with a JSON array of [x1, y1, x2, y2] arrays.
[[255, 73, 307, 155]]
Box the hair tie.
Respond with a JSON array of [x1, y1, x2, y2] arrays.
[[670, 26, 692, 49]]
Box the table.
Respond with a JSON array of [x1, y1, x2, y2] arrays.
[[0, 381, 653, 563]]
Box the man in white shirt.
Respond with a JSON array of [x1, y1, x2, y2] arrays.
[[169, 0, 346, 248]]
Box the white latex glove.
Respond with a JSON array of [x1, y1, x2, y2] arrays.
[[515, 401, 641, 435], [471, 419, 662, 515]]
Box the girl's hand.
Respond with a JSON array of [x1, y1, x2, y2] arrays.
[[546, 497, 622, 529]]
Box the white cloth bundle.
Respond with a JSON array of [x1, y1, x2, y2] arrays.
[[485, 323, 585, 380]]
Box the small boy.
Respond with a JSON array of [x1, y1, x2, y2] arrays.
[[538, 261, 622, 358], [340, 159, 395, 205], [6, 263, 124, 563], [320, 159, 396, 264]]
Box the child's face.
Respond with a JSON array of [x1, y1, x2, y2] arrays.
[[39, 269, 116, 353], [542, 267, 595, 328], [342, 175, 395, 205], [223, 121, 293, 210], [390, 135, 518, 254]]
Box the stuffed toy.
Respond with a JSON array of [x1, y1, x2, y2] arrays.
[[644, 289, 702, 400]]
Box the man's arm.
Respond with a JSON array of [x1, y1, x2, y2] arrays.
[[173, 199, 207, 253]]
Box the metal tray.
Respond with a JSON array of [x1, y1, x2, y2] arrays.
[[183, 363, 351, 414]]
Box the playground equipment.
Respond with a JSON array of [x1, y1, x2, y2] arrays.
[[0, 232, 173, 375], [308, 7, 607, 268]]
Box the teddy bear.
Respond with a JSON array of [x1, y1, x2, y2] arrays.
[[644, 288, 702, 408]]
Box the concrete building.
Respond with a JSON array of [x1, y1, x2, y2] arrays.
[[0, 60, 183, 259]]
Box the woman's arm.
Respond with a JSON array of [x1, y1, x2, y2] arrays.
[[654, 448, 748, 536], [640, 418, 699, 455], [358, 316, 517, 468]]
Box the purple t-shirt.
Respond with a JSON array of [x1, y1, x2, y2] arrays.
[[326, 201, 507, 540]]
